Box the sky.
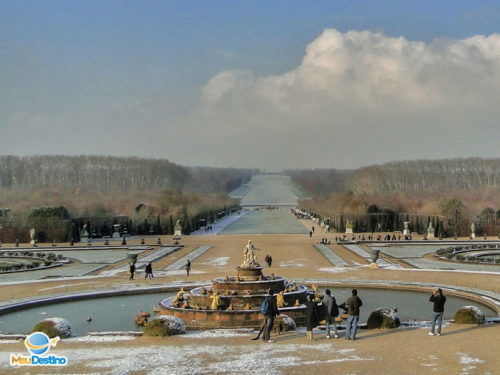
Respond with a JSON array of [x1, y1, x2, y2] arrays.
[[1, 1, 499, 171]]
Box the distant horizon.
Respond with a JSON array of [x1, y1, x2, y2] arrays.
[[1, 153, 498, 174], [1, 1, 499, 170]]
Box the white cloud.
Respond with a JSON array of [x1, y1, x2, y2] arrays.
[[194, 29, 500, 169]]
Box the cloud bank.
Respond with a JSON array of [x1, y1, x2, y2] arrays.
[[196, 29, 500, 170]]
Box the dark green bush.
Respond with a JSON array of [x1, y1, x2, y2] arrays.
[[143, 319, 171, 337], [32, 321, 60, 338]]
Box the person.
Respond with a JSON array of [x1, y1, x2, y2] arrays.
[[265, 254, 270, 267], [322, 289, 339, 339], [429, 288, 446, 336], [268, 255, 272, 267], [305, 293, 320, 340], [144, 262, 154, 279], [129, 263, 135, 280], [309, 231, 313, 238], [185, 259, 191, 276], [340, 289, 363, 340], [261, 289, 279, 343]]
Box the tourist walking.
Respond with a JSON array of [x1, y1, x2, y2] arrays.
[[261, 289, 279, 343], [185, 259, 191, 276], [268, 255, 272, 267], [144, 262, 154, 279], [129, 264, 135, 280], [341, 289, 363, 340], [305, 293, 320, 341], [322, 289, 339, 339], [429, 288, 446, 336], [265, 254, 270, 267]]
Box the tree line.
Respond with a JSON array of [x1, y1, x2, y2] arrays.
[[286, 158, 499, 195], [0, 155, 256, 194]]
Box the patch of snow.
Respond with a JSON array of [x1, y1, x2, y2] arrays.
[[199, 257, 230, 266], [181, 329, 252, 338], [318, 267, 351, 273], [163, 270, 205, 275], [67, 335, 136, 342], [457, 353, 484, 365], [280, 261, 304, 267]]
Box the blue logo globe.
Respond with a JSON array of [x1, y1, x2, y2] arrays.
[[25, 332, 50, 355]]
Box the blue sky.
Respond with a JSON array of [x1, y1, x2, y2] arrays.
[[1, 1, 499, 170]]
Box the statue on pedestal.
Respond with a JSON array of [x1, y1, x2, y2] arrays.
[[29, 228, 36, 245], [345, 219, 354, 234], [427, 221, 435, 239], [403, 222, 410, 236], [471, 222, 476, 239], [241, 240, 261, 268]]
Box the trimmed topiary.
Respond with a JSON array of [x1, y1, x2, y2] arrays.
[[143, 316, 186, 337], [454, 306, 485, 324], [367, 308, 400, 329], [32, 317, 72, 338]]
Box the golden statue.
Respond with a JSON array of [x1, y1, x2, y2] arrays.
[[210, 292, 221, 310], [276, 291, 287, 308]]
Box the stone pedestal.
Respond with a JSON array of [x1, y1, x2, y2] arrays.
[[345, 228, 353, 234], [403, 222, 410, 236], [236, 266, 263, 281], [370, 248, 380, 269]]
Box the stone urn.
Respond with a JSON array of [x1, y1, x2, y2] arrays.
[[127, 253, 138, 265]]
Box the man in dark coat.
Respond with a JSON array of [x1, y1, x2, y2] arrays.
[[322, 289, 339, 339], [429, 288, 446, 336], [129, 264, 135, 280], [144, 262, 153, 279], [305, 293, 320, 340], [340, 289, 363, 340], [262, 289, 279, 343]]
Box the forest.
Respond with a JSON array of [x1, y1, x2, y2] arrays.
[[0, 155, 256, 242], [287, 158, 500, 237]]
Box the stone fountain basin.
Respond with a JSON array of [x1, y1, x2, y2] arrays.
[[159, 295, 307, 330], [211, 276, 287, 294], [162, 285, 308, 311]]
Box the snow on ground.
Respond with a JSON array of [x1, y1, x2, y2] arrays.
[[181, 328, 253, 338], [67, 335, 137, 342], [457, 352, 485, 375], [162, 270, 205, 276], [199, 257, 230, 266], [9, 342, 370, 375], [280, 260, 306, 267], [317, 267, 351, 274]]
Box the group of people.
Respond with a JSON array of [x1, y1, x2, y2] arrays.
[[129, 262, 154, 280], [260, 287, 446, 343]]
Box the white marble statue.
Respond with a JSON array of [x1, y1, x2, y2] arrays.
[[242, 240, 261, 268]]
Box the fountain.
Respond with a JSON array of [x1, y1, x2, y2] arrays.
[[158, 241, 309, 329]]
